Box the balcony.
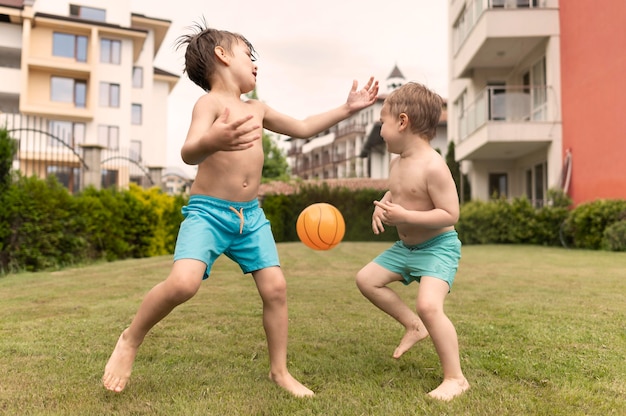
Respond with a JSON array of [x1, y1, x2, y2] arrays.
[[452, 0, 559, 79], [456, 85, 560, 160]]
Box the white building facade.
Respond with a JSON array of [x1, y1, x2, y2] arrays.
[[448, 0, 562, 205], [287, 65, 448, 181], [0, 0, 178, 191]]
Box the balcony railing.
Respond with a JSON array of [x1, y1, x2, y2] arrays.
[[453, 0, 548, 53], [458, 85, 554, 141]]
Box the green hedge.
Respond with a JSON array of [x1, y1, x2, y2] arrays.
[[262, 183, 397, 244], [2, 174, 625, 274], [0, 175, 186, 274]]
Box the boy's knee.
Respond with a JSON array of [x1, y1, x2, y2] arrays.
[[416, 300, 441, 320], [355, 269, 369, 292], [166, 274, 201, 302]]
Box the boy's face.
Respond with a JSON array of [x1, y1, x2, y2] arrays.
[[230, 39, 258, 93], [379, 102, 403, 154]]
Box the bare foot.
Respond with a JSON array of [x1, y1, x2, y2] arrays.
[[269, 371, 314, 397], [102, 330, 138, 393], [428, 377, 470, 401], [392, 326, 429, 359]]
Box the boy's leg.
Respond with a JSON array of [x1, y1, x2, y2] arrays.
[[102, 259, 205, 392], [416, 276, 469, 401], [356, 262, 429, 358], [252, 266, 314, 397]]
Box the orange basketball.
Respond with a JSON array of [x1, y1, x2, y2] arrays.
[[296, 203, 345, 250]]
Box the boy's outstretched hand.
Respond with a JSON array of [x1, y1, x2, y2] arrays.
[[346, 77, 379, 112]]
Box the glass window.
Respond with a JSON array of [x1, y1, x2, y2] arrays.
[[130, 140, 142, 162], [100, 39, 121, 64], [131, 104, 142, 125], [101, 169, 119, 189], [534, 162, 546, 206], [488, 173, 508, 198], [51, 77, 86, 107], [75, 81, 86, 108], [51, 77, 74, 103], [132, 67, 143, 88], [47, 165, 81, 193], [99, 82, 120, 107], [48, 120, 85, 147], [53, 32, 88, 62], [98, 125, 119, 150], [70, 5, 106, 22]]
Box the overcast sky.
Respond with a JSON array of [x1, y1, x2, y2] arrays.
[[130, 0, 449, 175]]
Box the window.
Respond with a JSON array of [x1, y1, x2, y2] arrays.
[[47, 165, 81, 193], [525, 162, 547, 207], [488, 173, 508, 198], [455, 89, 468, 140], [131, 104, 142, 125], [101, 169, 118, 189], [130, 140, 142, 162], [48, 120, 85, 147], [70, 4, 106, 22], [530, 57, 547, 120], [51, 76, 87, 108], [100, 39, 121, 64], [99, 82, 120, 107], [53, 32, 87, 62], [98, 125, 119, 150], [132, 67, 143, 88]]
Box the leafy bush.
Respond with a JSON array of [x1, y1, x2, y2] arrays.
[[457, 195, 573, 247], [0, 174, 88, 272], [262, 183, 396, 243], [0, 127, 17, 191], [562, 199, 626, 249], [602, 220, 626, 252], [74, 187, 158, 261], [127, 184, 186, 256], [457, 198, 535, 244]]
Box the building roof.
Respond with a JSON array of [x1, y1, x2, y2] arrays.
[[387, 64, 405, 80], [0, 0, 25, 8]]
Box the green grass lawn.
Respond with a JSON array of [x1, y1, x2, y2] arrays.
[[1, 243, 625, 416]]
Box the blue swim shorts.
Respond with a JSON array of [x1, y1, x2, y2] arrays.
[[173, 195, 280, 279], [373, 230, 461, 290]]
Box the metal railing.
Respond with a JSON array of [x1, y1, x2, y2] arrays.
[[458, 85, 553, 141], [453, 0, 548, 53]]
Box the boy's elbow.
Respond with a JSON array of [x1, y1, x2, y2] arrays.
[[180, 147, 197, 165]]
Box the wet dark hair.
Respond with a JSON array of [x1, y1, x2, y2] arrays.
[[385, 82, 443, 140], [175, 19, 257, 91]]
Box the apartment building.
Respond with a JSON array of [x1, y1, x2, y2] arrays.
[[0, 0, 178, 192], [448, 0, 626, 206], [287, 65, 448, 181]]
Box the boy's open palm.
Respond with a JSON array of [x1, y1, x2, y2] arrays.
[[211, 107, 261, 151], [346, 77, 379, 111]]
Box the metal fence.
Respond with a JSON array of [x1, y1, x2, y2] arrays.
[[1, 113, 153, 193]]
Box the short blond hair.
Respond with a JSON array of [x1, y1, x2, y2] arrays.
[[384, 82, 443, 140]]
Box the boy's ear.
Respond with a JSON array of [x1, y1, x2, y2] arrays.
[[398, 113, 409, 131], [214, 46, 229, 65]]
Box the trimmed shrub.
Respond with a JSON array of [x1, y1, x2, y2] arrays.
[[602, 220, 626, 252], [127, 184, 186, 256], [562, 199, 626, 249], [74, 187, 157, 261], [0, 174, 88, 272], [262, 183, 396, 243]]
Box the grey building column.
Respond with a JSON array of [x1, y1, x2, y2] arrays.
[[80, 144, 105, 191]]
